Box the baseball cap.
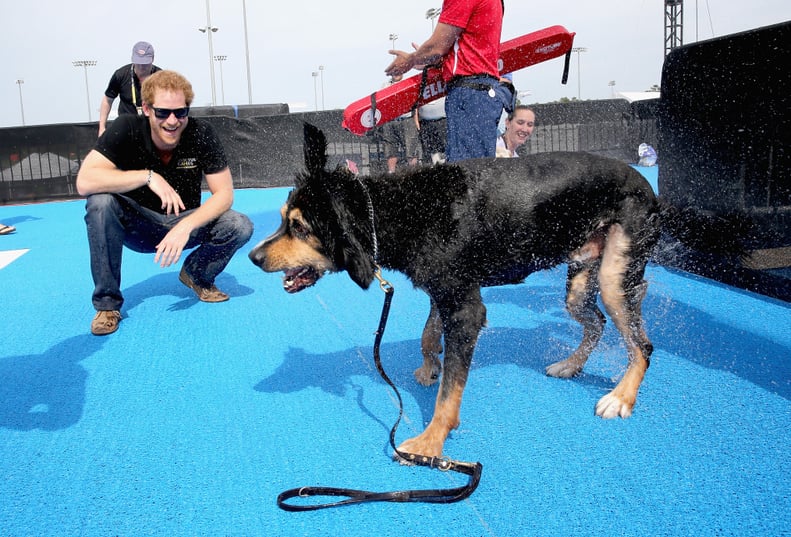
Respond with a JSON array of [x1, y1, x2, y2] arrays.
[[131, 41, 154, 65]]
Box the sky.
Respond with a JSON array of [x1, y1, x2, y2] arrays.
[[1, 0, 790, 128]]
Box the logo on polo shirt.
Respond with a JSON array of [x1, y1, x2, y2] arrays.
[[176, 158, 198, 169]]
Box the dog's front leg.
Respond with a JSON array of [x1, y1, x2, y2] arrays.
[[398, 288, 486, 459]]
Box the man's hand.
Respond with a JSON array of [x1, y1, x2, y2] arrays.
[[147, 171, 186, 216], [385, 23, 460, 78], [385, 50, 415, 77], [154, 224, 191, 268]]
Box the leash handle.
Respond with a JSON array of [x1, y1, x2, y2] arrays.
[[276, 463, 482, 511], [277, 274, 483, 512]]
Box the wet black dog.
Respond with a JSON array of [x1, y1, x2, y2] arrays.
[[249, 123, 743, 459]]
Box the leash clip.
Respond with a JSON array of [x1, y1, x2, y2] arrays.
[[374, 266, 393, 293]]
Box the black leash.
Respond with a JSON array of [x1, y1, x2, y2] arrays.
[[277, 271, 483, 511]]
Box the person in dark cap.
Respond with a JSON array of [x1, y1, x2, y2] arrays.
[[98, 41, 162, 137]]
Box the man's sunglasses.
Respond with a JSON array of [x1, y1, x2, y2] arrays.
[[150, 106, 190, 119]]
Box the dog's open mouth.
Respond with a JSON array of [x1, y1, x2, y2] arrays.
[[283, 266, 321, 293]]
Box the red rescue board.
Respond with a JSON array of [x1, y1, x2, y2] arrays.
[[341, 25, 575, 135]]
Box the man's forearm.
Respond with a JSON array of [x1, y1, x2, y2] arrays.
[[178, 187, 233, 232], [98, 97, 113, 130], [77, 168, 150, 196]]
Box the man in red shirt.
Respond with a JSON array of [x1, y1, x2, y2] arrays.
[[385, 0, 512, 161]]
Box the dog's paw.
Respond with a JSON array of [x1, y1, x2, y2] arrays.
[[395, 435, 444, 460], [595, 392, 634, 419], [414, 364, 441, 386], [545, 358, 584, 378]]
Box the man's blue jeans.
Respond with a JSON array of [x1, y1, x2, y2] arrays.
[[444, 76, 508, 162], [84, 193, 253, 311]]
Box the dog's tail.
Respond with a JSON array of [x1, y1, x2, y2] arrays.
[[657, 202, 753, 263]]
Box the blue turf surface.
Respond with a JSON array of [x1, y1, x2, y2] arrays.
[[0, 166, 789, 536]]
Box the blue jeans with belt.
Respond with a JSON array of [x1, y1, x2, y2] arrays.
[[444, 75, 511, 162], [84, 193, 253, 311]]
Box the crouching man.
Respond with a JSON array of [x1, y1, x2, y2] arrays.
[[76, 70, 253, 335]]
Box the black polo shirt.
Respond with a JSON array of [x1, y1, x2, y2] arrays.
[[95, 114, 228, 213], [103, 63, 163, 115]]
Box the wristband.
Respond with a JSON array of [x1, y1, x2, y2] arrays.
[[146, 169, 153, 186]]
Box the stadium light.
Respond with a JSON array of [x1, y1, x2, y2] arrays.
[[72, 60, 97, 121]]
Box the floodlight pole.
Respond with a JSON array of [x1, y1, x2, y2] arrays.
[[318, 65, 325, 110], [312, 71, 319, 111], [214, 55, 227, 105], [15, 79, 25, 126], [198, 0, 219, 105], [242, 0, 253, 104], [425, 8, 441, 31], [571, 47, 587, 100], [72, 60, 97, 121]]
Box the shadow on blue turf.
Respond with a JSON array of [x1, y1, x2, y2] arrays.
[[253, 323, 620, 433], [254, 280, 789, 442], [0, 334, 105, 431], [642, 293, 791, 399], [0, 214, 43, 226], [118, 271, 255, 313], [487, 283, 790, 400]]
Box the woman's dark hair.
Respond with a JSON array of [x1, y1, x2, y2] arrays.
[[507, 105, 534, 122]]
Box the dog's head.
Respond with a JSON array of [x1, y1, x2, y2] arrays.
[[249, 123, 377, 292]]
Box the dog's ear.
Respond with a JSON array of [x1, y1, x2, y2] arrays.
[[302, 123, 328, 180], [342, 235, 376, 290], [328, 177, 376, 290]]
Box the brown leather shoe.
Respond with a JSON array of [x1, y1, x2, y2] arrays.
[[91, 310, 121, 335], [179, 268, 229, 303]]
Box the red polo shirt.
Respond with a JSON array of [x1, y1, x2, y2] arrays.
[[438, 0, 503, 80]]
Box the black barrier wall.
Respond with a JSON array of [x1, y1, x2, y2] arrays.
[[0, 124, 97, 203], [657, 20, 791, 300], [0, 99, 656, 204], [659, 21, 791, 245]]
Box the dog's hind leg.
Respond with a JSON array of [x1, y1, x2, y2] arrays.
[[416, 299, 443, 386], [594, 223, 653, 419], [397, 287, 486, 459], [546, 257, 606, 378]]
